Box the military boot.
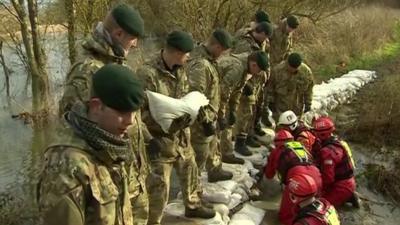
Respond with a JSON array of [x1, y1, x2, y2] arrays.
[[185, 206, 216, 219], [208, 167, 233, 183], [222, 154, 245, 164], [246, 135, 262, 148], [348, 192, 361, 208], [235, 135, 253, 156]]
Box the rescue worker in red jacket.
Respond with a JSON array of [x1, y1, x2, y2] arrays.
[[313, 116, 360, 208], [278, 110, 316, 154], [288, 173, 341, 225], [264, 129, 322, 225]]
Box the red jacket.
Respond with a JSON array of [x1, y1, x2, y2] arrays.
[[316, 138, 355, 193]]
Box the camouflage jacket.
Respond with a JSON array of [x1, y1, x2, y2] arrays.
[[59, 26, 125, 115], [38, 117, 147, 225], [216, 53, 248, 118], [137, 52, 192, 161], [265, 61, 314, 116], [233, 31, 268, 54], [269, 21, 293, 65], [187, 45, 220, 141]]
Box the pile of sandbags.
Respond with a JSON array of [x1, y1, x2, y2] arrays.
[[311, 70, 376, 112]]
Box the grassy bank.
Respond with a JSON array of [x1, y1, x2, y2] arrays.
[[295, 5, 400, 82]]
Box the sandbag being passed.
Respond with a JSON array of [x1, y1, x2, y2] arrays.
[[146, 91, 209, 133]]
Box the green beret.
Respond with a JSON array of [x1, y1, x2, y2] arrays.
[[287, 15, 299, 29], [112, 3, 144, 37], [212, 28, 233, 49], [166, 31, 194, 52], [288, 52, 303, 68], [92, 64, 144, 112], [255, 10, 270, 23], [254, 51, 269, 71], [255, 21, 273, 37]]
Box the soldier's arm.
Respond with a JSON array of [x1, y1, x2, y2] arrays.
[[232, 39, 251, 54], [304, 69, 315, 111], [219, 63, 241, 118], [265, 68, 276, 108], [187, 59, 208, 94], [58, 62, 100, 116], [38, 149, 89, 225]]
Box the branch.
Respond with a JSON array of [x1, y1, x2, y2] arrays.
[[0, 2, 23, 24]]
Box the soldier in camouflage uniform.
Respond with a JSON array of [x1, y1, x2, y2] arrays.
[[265, 53, 314, 121], [137, 31, 215, 225], [217, 51, 269, 157], [235, 10, 271, 38], [233, 21, 273, 54], [233, 51, 270, 155], [56, 4, 150, 225], [269, 15, 299, 65], [187, 29, 234, 182], [38, 64, 146, 225]]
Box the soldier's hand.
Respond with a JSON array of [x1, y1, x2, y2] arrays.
[[242, 84, 253, 96], [202, 121, 216, 137], [228, 110, 236, 125], [147, 138, 162, 160], [168, 113, 192, 134], [218, 117, 227, 130], [304, 105, 311, 113]]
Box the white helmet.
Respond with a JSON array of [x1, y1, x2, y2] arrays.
[[278, 110, 298, 130]]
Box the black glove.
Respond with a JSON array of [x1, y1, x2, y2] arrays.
[[168, 113, 191, 134], [242, 84, 253, 96], [228, 110, 236, 126], [147, 138, 163, 160], [218, 117, 227, 130], [304, 104, 311, 113], [262, 108, 273, 127], [202, 121, 216, 137]]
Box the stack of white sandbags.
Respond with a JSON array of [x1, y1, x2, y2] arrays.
[[311, 70, 376, 112]]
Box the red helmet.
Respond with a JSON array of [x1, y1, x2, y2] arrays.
[[313, 116, 335, 140], [288, 174, 318, 197], [274, 129, 294, 147]]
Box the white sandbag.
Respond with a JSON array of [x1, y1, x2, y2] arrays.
[[233, 151, 266, 166], [164, 201, 226, 225], [255, 128, 275, 146], [227, 193, 242, 209], [229, 203, 266, 225], [146, 91, 209, 133], [202, 183, 232, 204], [213, 203, 231, 224]]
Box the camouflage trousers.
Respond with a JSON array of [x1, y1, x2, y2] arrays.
[[220, 127, 234, 157], [146, 150, 201, 225], [191, 134, 222, 174], [132, 189, 149, 225], [234, 100, 255, 136]]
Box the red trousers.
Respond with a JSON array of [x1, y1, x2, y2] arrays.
[[278, 165, 322, 225], [322, 177, 356, 207]]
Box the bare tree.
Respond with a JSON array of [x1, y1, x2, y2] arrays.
[[1, 0, 50, 124], [0, 40, 12, 97], [65, 0, 76, 64]]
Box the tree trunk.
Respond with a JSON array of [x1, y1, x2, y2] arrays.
[[0, 41, 12, 97], [27, 0, 50, 119], [65, 0, 77, 64]]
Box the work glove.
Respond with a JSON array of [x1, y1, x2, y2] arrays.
[[228, 110, 236, 126], [168, 113, 191, 134], [218, 117, 228, 130], [304, 104, 311, 113], [202, 121, 216, 137], [147, 138, 163, 160], [242, 84, 253, 96]]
